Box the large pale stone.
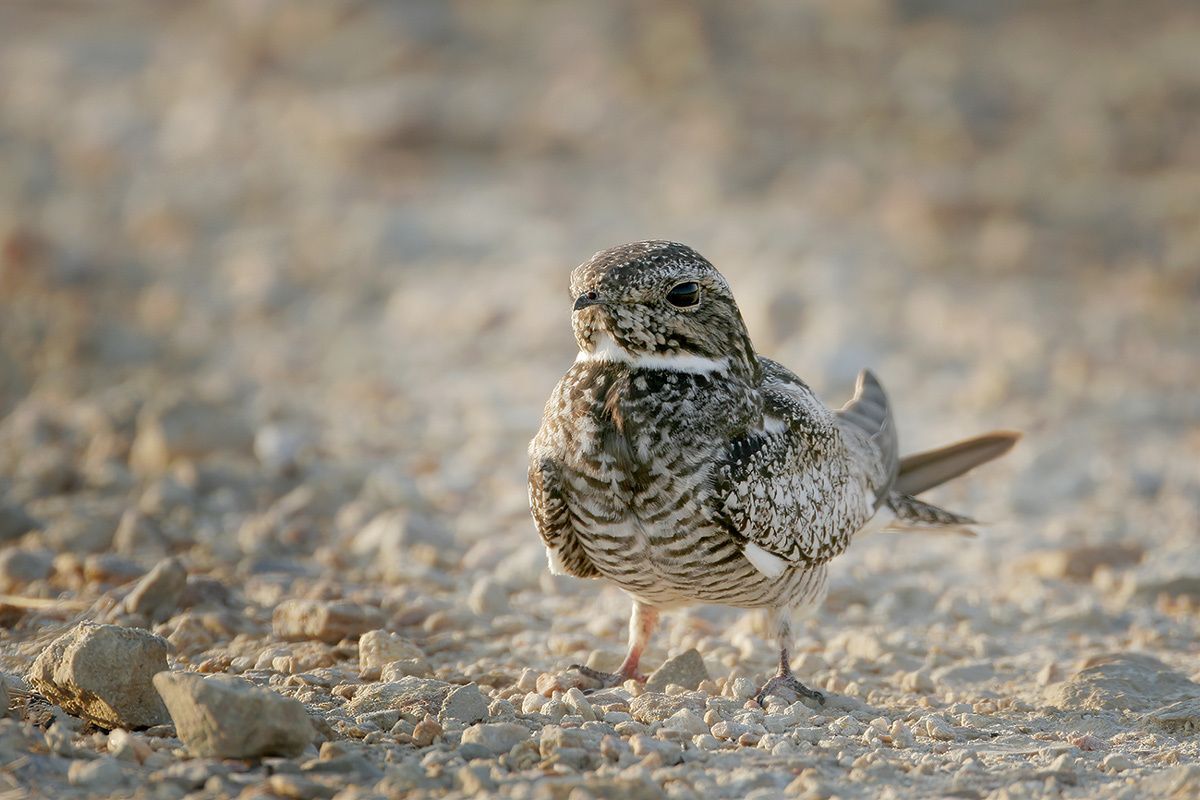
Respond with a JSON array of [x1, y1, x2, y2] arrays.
[[645, 649, 710, 693], [28, 622, 169, 729], [273, 599, 383, 643], [130, 397, 253, 474], [460, 722, 530, 755], [154, 672, 315, 758], [1047, 653, 1200, 712], [123, 557, 187, 623], [346, 676, 452, 720], [358, 629, 428, 671]]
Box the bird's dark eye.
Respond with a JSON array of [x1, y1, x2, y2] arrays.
[[665, 282, 701, 308]]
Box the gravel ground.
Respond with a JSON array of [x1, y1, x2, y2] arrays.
[[1, 2, 1198, 799]]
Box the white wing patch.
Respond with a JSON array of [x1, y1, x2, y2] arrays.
[[759, 414, 787, 435], [546, 546, 567, 576], [743, 541, 789, 579]]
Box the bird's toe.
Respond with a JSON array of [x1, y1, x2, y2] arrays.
[[567, 664, 630, 691], [755, 673, 826, 707]]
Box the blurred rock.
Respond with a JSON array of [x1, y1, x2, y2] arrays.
[[932, 661, 996, 685], [0, 503, 39, 542], [440, 684, 489, 726], [16, 448, 79, 496], [460, 722, 529, 755], [179, 576, 234, 609], [1047, 653, 1200, 713], [0, 548, 53, 588], [130, 397, 253, 474], [137, 476, 196, 516], [1138, 698, 1200, 734], [42, 511, 119, 553], [107, 729, 154, 763], [273, 599, 383, 644], [83, 553, 145, 584], [123, 558, 187, 623], [645, 649, 709, 693], [113, 509, 176, 557], [466, 576, 508, 615], [346, 677, 451, 719], [28, 622, 170, 729], [154, 672, 315, 758], [1115, 766, 1200, 800], [1020, 544, 1144, 582], [253, 423, 308, 473], [381, 658, 435, 681], [1134, 576, 1200, 603], [68, 756, 128, 792], [629, 693, 706, 724], [357, 629, 428, 671], [349, 509, 450, 577]]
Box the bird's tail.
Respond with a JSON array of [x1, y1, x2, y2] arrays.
[[894, 431, 1021, 496], [837, 370, 899, 488], [877, 430, 1020, 536]]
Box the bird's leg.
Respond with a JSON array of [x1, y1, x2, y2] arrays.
[[570, 602, 659, 688], [755, 609, 825, 706]]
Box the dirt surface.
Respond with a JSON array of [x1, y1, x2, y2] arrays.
[[1, 2, 1198, 798]]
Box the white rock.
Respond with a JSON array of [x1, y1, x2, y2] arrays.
[[253, 423, 307, 472], [562, 687, 596, 722], [661, 708, 709, 737], [521, 693, 547, 714], [1102, 753, 1134, 772], [460, 722, 530, 755], [921, 715, 957, 741], [727, 677, 757, 701], [358, 629, 428, 671], [440, 684, 489, 725], [68, 757, 126, 791]]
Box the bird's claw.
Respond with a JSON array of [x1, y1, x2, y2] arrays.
[[755, 673, 826, 707], [567, 664, 642, 691]]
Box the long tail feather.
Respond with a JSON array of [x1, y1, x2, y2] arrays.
[[894, 431, 1020, 496]]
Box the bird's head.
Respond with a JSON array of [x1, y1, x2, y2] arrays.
[[569, 241, 758, 377]]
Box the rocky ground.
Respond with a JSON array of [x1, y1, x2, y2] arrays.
[[1, 2, 1199, 799]]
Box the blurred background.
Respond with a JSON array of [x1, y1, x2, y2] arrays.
[[0, 1, 1198, 644]]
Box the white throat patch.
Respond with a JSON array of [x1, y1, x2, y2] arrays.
[[576, 332, 730, 375]]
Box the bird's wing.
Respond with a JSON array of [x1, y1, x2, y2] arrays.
[[712, 358, 874, 566], [528, 452, 600, 579]]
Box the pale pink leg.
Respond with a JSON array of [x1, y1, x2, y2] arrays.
[[571, 601, 660, 687], [615, 602, 659, 681]]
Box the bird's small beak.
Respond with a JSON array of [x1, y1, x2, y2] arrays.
[[573, 292, 602, 311]]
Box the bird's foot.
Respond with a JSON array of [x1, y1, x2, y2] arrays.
[[755, 673, 825, 707], [567, 664, 643, 690]]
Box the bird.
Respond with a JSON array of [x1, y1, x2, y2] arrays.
[[527, 240, 1018, 705]]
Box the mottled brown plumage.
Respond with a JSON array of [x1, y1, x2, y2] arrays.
[[529, 241, 1017, 702]]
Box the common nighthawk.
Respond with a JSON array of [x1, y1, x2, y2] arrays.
[[528, 241, 1018, 704]]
